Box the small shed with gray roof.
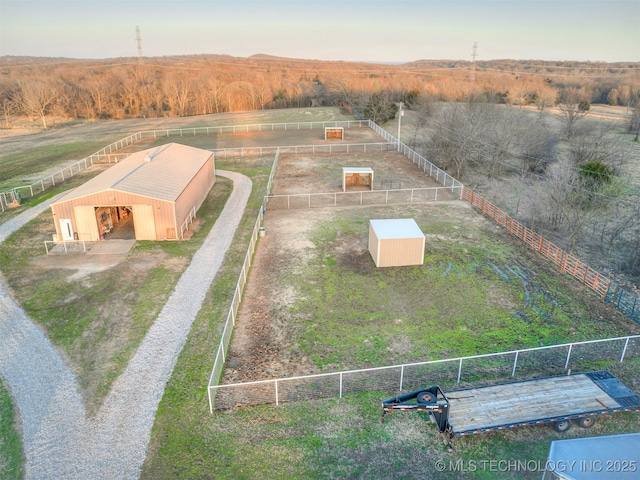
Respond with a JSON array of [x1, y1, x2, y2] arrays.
[[368, 218, 425, 267], [50, 143, 215, 241]]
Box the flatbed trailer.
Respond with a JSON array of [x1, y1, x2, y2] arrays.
[[381, 371, 640, 441]]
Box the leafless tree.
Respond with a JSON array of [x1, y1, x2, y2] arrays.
[[557, 88, 589, 139], [568, 121, 626, 169], [13, 79, 59, 128]]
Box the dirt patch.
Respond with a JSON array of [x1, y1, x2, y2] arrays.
[[223, 184, 639, 388]]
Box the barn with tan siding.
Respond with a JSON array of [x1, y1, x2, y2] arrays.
[[50, 143, 215, 241], [368, 219, 425, 267]]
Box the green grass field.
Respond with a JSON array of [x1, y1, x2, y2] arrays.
[[1, 108, 638, 479], [0, 379, 23, 480]]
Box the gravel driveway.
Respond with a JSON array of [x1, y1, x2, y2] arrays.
[[0, 170, 251, 479]]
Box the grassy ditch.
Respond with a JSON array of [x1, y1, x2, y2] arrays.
[[0, 156, 270, 414], [0, 379, 23, 480]]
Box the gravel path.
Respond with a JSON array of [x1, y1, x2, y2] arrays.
[[0, 170, 251, 479]]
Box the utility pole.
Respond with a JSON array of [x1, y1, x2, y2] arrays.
[[136, 26, 144, 64], [471, 41, 478, 81], [397, 101, 404, 152]]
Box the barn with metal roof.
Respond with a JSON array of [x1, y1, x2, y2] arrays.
[[50, 143, 215, 241]]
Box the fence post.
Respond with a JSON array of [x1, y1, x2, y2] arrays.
[[457, 358, 463, 383], [275, 380, 279, 407], [339, 372, 343, 398], [565, 344, 573, 370], [512, 351, 519, 377], [208, 387, 213, 415], [620, 337, 629, 362], [399, 365, 404, 391]]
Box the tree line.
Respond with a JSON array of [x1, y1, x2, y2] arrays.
[[1, 55, 639, 129]]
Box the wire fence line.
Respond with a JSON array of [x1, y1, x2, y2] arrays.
[[265, 185, 463, 210], [138, 119, 370, 139], [206, 149, 280, 414], [208, 334, 640, 410], [209, 142, 395, 158], [0, 120, 370, 214], [204, 118, 640, 413], [460, 188, 640, 325]]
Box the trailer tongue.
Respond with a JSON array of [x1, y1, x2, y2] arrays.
[[382, 371, 640, 443]]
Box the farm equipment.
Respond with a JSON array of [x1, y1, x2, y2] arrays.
[[381, 371, 640, 444]]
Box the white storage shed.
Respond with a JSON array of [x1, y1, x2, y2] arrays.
[[368, 219, 425, 267]]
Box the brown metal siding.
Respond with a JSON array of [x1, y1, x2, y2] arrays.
[[368, 223, 380, 266], [132, 204, 157, 240], [369, 238, 425, 267], [51, 191, 176, 241], [175, 155, 215, 226], [377, 237, 425, 267], [74, 205, 100, 241]]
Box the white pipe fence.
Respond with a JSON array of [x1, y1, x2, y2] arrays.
[[209, 142, 394, 158], [208, 334, 640, 411], [0, 120, 370, 214], [206, 149, 280, 414], [44, 239, 88, 254], [265, 185, 464, 210], [179, 206, 197, 239]]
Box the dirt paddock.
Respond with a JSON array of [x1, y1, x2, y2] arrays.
[[222, 150, 465, 385]]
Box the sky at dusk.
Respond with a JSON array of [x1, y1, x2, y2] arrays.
[[1, 0, 639, 63]]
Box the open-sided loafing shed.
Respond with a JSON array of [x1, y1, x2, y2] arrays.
[[343, 167, 374, 191]]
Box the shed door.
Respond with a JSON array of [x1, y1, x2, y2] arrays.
[[59, 219, 73, 241], [74, 206, 100, 241], [132, 204, 156, 240]]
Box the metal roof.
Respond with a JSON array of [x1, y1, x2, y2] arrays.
[[370, 219, 425, 240], [52, 143, 213, 205], [544, 433, 640, 479], [343, 167, 374, 174]]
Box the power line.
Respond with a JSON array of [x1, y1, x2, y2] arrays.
[[135, 26, 144, 65], [471, 42, 478, 81]]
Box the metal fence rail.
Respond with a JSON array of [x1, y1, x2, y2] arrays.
[[265, 185, 463, 210], [208, 334, 640, 410], [206, 149, 280, 414], [1, 138, 137, 213], [606, 282, 640, 323], [209, 142, 394, 158], [1, 121, 371, 214], [138, 120, 369, 139], [462, 189, 611, 300]]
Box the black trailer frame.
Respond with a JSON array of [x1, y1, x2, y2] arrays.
[[381, 371, 640, 442]]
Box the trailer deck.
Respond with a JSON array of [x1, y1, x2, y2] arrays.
[[447, 372, 637, 435], [382, 371, 640, 439]]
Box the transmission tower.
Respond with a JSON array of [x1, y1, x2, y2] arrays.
[[471, 41, 478, 81], [136, 26, 144, 64]]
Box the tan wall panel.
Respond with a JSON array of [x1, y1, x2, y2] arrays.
[[175, 156, 215, 226], [73, 205, 100, 241], [132, 204, 156, 240], [368, 223, 380, 267], [52, 191, 176, 240], [377, 238, 425, 267]]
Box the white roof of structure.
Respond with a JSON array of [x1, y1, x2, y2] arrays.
[[370, 219, 424, 240], [343, 167, 374, 174], [53, 143, 213, 204], [546, 433, 640, 479]]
